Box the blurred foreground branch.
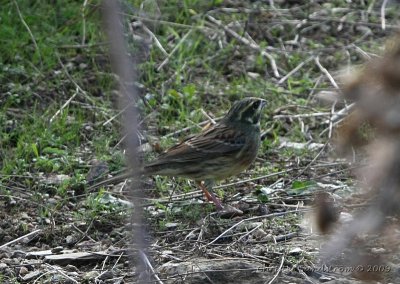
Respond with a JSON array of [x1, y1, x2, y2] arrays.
[[101, 0, 147, 281], [321, 33, 400, 281]]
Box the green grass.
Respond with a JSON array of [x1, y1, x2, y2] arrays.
[[0, 0, 376, 207], [0, 0, 395, 253], [1, 0, 398, 282]]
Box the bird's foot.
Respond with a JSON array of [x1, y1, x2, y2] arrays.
[[197, 181, 243, 216], [197, 181, 224, 210], [215, 204, 243, 218]]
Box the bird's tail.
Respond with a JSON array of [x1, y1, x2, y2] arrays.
[[87, 168, 147, 190]]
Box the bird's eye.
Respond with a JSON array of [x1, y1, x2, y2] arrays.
[[252, 101, 260, 110]]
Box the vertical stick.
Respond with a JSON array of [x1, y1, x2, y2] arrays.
[[101, 0, 146, 281]]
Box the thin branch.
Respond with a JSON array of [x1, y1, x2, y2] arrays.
[[206, 15, 280, 78], [320, 102, 355, 136], [273, 112, 331, 119], [214, 169, 295, 190], [0, 229, 42, 250], [43, 263, 79, 284], [314, 56, 339, 90], [207, 210, 309, 246], [13, 0, 43, 67], [200, 109, 216, 125], [139, 250, 164, 284], [56, 54, 98, 106], [102, 101, 136, 126], [278, 57, 313, 85], [141, 23, 169, 57], [267, 255, 285, 284], [228, 223, 263, 247], [81, 0, 89, 45], [381, 0, 389, 30], [50, 87, 79, 123], [157, 29, 193, 71]]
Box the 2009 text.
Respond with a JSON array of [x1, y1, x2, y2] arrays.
[[297, 265, 391, 273]]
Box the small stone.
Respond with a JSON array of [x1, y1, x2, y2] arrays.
[[65, 264, 78, 272], [250, 247, 265, 256], [371, 247, 386, 254], [19, 266, 29, 276], [11, 250, 26, 258], [21, 270, 42, 281], [258, 204, 269, 215], [65, 235, 76, 244], [48, 198, 58, 205], [21, 237, 31, 245], [339, 212, 353, 223], [0, 263, 8, 269], [264, 234, 274, 242], [319, 275, 333, 282], [253, 228, 268, 239], [288, 247, 304, 255], [165, 223, 178, 229], [84, 124, 93, 131], [69, 272, 79, 277], [2, 258, 13, 265], [65, 62, 74, 70], [162, 250, 173, 255], [0, 252, 10, 259], [43, 174, 70, 185], [247, 72, 260, 79], [51, 246, 64, 253], [14, 244, 24, 249], [50, 274, 62, 282], [184, 230, 197, 240], [20, 212, 30, 220], [84, 271, 100, 280], [98, 270, 114, 280], [238, 222, 263, 231]]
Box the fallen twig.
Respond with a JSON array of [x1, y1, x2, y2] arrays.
[[207, 209, 309, 246], [0, 229, 42, 250], [267, 255, 285, 284], [206, 15, 280, 78]]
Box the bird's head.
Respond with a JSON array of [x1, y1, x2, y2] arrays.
[[223, 97, 267, 126]]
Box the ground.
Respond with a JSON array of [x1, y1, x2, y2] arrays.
[[1, 0, 400, 283]]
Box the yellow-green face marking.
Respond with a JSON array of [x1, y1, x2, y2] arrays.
[[225, 97, 267, 125]]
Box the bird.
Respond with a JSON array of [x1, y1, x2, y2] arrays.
[[88, 97, 267, 210]]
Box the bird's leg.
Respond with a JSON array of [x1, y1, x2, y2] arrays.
[[197, 181, 214, 202], [197, 180, 224, 210]]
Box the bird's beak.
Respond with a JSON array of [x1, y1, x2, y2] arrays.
[[260, 99, 267, 108]]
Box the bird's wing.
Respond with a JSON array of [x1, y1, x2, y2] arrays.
[[149, 124, 246, 164]]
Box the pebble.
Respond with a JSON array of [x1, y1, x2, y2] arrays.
[[51, 246, 64, 253], [21, 270, 42, 281], [288, 247, 304, 255], [11, 250, 26, 258], [165, 222, 179, 229], [371, 247, 386, 254], [83, 271, 100, 280], [319, 275, 334, 282], [65, 264, 78, 272], [65, 235, 76, 244], [2, 258, 13, 265], [20, 212, 30, 220], [19, 266, 29, 276], [98, 270, 114, 280]]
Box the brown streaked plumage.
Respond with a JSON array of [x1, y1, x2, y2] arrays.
[[89, 97, 267, 210]]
